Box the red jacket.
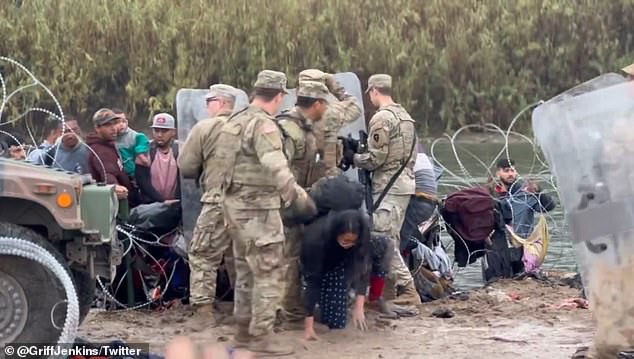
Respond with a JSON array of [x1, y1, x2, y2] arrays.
[[86, 132, 134, 194]]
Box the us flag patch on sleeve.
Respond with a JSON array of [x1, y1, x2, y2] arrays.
[[261, 121, 278, 134]]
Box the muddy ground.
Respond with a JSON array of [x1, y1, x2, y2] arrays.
[[79, 273, 594, 359]]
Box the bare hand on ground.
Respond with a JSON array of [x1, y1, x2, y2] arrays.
[[304, 326, 320, 341], [352, 306, 368, 331]]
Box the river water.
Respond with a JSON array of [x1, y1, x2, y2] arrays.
[[429, 141, 578, 290]]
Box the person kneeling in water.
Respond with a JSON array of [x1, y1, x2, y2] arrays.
[[301, 208, 371, 340]]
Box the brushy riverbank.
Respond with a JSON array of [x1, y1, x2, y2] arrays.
[[1, 0, 632, 136]]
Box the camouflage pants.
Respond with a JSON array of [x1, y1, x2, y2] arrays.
[[225, 206, 286, 337], [373, 193, 413, 288], [280, 224, 304, 321], [188, 203, 235, 306]]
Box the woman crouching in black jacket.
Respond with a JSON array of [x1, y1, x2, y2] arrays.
[[301, 208, 371, 340]]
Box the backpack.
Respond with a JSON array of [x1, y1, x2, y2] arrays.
[[441, 186, 496, 243]]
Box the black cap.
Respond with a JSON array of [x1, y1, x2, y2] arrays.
[[496, 158, 515, 169]]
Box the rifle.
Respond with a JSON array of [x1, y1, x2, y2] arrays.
[[357, 130, 374, 217]]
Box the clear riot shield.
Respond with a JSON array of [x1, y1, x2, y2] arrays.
[[175, 88, 249, 242], [175, 73, 367, 243], [532, 73, 634, 357], [280, 72, 367, 182], [279, 74, 370, 216]]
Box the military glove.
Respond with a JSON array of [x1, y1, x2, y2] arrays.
[[281, 184, 318, 225], [337, 135, 360, 153], [325, 73, 346, 100]]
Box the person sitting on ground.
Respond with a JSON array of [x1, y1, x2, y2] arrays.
[[400, 141, 440, 250], [0, 130, 27, 160], [43, 117, 90, 174], [113, 108, 151, 179], [490, 158, 556, 276]]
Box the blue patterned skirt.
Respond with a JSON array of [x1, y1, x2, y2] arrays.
[[319, 265, 348, 329]]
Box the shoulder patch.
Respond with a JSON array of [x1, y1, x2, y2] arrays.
[[221, 122, 242, 135], [261, 120, 279, 134]]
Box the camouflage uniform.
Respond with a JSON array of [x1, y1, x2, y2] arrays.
[[276, 74, 362, 323], [215, 70, 314, 354], [177, 84, 238, 310], [354, 74, 419, 303]]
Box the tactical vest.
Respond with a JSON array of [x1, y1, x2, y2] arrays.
[[382, 105, 416, 172], [276, 109, 323, 188], [371, 104, 417, 195], [216, 106, 279, 192]]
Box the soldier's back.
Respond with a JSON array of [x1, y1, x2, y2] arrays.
[[217, 105, 286, 210], [276, 107, 326, 188], [372, 103, 416, 195]]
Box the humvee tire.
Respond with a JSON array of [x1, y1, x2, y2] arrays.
[[70, 268, 95, 324], [0, 222, 72, 343]]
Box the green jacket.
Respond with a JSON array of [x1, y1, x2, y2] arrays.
[[116, 128, 150, 177]]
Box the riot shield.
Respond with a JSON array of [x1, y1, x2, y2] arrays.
[[532, 74, 634, 357], [175, 73, 367, 242], [279, 72, 367, 183], [175, 88, 249, 242]]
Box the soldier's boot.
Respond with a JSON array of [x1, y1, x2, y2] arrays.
[[232, 317, 253, 349], [393, 280, 422, 306], [248, 333, 295, 357], [190, 303, 217, 330], [383, 281, 397, 301]]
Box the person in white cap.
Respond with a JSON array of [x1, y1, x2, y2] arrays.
[[136, 113, 181, 203]]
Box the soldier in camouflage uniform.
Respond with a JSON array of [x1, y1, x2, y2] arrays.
[[214, 70, 316, 356], [353, 74, 422, 306], [276, 70, 362, 328], [177, 84, 238, 323]]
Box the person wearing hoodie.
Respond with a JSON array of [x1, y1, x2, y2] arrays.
[[86, 108, 134, 203]]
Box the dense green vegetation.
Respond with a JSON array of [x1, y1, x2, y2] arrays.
[[0, 0, 632, 137]]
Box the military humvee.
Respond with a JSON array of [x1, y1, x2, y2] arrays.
[[0, 158, 122, 344]]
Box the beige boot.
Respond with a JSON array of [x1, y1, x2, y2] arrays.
[[190, 303, 217, 330], [233, 317, 253, 349], [248, 333, 295, 357], [393, 280, 422, 306]]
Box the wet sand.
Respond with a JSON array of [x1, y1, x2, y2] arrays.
[[79, 275, 593, 358]]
